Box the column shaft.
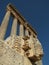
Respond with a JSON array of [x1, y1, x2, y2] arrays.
[[0, 11, 10, 40], [25, 29, 29, 37], [11, 18, 17, 36], [19, 24, 24, 36]]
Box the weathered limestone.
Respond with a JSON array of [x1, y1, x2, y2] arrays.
[[35, 60, 43, 65], [35, 38, 43, 58], [27, 35, 36, 58], [4, 35, 43, 64], [11, 18, 18, 36], [24, 56, 33, 65], [25, 28, 29, 37], [0, 4, 43, 65], [19, 24, 24, 36], [5, 36, 24, 55], [0, 11, 10, 40], [0, 40, 32, 65]]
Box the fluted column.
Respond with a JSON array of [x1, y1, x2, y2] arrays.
[[0, 11, 10, 40], [19, 24, 24, 36], [25, 28, 29, 37], [11, 18, 17, 36]]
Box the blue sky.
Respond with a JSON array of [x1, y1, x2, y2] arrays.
[[0, 0, 49, 65]]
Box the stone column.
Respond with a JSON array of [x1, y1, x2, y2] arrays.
[[11, 18, 17, 36], [0, 11, 10, 40], [25, 28, 29, 37], [19, 24, 24, 37]]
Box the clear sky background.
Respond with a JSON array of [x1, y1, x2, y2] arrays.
[[0, 0, 49, 65]]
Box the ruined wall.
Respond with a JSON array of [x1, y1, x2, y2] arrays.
[[0, 40, 32, 65]]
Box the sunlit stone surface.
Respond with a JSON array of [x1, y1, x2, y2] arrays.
[[0, 40, 32, 65], [0, 4, 43, 65]]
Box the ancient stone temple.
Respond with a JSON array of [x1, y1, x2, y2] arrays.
[[0, 3, 44, 65]]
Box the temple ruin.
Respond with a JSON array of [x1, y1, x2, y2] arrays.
[[0, 3, 43, 65]]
